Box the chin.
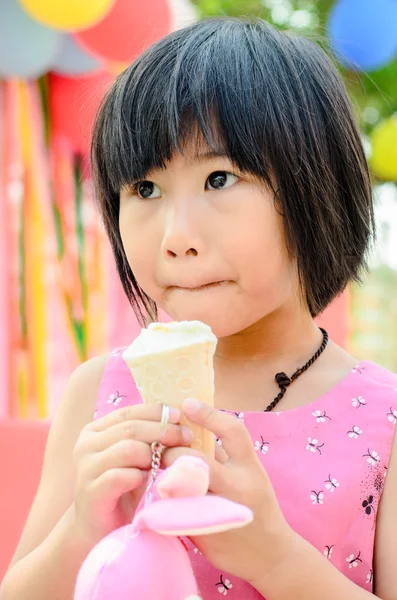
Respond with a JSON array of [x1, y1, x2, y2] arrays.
[[162, 303, 258, 339]]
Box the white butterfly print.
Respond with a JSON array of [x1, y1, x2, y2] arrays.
[[387, 408, 397, 425], [107, 390, 127, 406], [346, 551, 362, 569], [347, 425, 363, 439], [325, 475, 339, 492], [363, 449, 380, 465], [306, 438, 324, 454], [255, 436, 269, 455], [216, 575, 233, 595], [312, 410, 331, 423], [352, 366, 365, 375], [310, 490, 324, 505], [234, 411, 245, 422], [352, 396, 366, 408]]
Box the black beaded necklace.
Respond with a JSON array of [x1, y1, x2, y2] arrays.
[[264, 328, 329, 412]]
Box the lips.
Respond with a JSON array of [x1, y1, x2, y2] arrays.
[[168, 280, 231, 291]]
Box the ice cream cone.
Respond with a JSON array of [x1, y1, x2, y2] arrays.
[[123, 321, 217, 456]]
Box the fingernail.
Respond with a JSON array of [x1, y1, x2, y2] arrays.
[[182, 426, 194, 443], [182, 398, 202, 413], [169, 406, 181, 422]]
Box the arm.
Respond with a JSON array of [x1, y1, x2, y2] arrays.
[[254, 428, 397, 600], [0, 355, 108, 600], [0, 506, 94, 600]]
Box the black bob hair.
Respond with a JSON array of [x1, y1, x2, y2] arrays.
[[91, 16, 374, 325]]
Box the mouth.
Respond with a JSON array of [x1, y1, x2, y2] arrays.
[[168, 280, 232, 292]]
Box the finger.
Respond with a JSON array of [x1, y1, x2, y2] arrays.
[[94, 419, 193, 451], [182, 398, 254, 462], [91, 402, 181, 432], [90, 467, 147, 504], [215, 441, 229, 464], [87, 439, 152, 479]]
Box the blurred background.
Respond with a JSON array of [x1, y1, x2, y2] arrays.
[[0, 0, 396, 422], [0, 0, 397, 582]]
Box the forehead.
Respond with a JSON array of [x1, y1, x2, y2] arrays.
[[175, 125, 229, 162], [151, 131, 232, 173]]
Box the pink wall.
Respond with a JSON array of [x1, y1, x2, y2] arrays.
[[0, 420, 50, 582]]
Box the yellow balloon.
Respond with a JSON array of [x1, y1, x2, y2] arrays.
[[19, 0, 116, 32], [370, 115, 397, 181], [106, 61, 129, 75]]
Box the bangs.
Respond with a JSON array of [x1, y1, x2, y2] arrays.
[[91, 18, 278, 196]]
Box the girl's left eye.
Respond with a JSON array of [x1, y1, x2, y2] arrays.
[[206, 171, 239, 191]]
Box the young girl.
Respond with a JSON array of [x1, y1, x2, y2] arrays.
[[2, 16, 397, 600]]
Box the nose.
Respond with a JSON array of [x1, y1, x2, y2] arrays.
[[161, 203, 202, 259], [166, 245, 198, 259]]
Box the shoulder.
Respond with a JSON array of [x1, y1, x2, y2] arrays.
[[47, 354, 112, 450], [56, 354, 111, 424], [359, 360, 397, 386], [66, 353, 111, 394], [40, 354, 113, 472], [354, 360, 397, 402]]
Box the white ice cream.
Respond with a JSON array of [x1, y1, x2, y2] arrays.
[[122, 320, 217, 362]]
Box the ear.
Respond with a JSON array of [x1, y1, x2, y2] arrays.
[[134, 495, 253, 537]]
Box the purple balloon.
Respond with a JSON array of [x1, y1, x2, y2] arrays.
[[328, 0, 397, 71]]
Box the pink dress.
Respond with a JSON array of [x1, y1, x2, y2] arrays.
[[94, 349, 397, 598]]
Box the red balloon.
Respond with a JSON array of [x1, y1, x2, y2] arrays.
[[73, 0, 171, 63], [49, 71, 114, 155]]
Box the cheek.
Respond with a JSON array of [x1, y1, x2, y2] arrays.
[[119, 207, 158, 289], [229, 205, 290, 291]]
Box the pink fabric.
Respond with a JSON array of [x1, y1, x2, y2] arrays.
[[94, 351, 397, 598], [134, 495, 253, 536]]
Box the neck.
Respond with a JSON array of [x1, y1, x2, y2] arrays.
[[213, 300, 358, 413], [215, 301, 323, 374]]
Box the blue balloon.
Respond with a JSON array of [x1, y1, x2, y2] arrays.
[[0, 0, 60, 78], [52, 35, 101, 77], [328, 0, 397, 71]]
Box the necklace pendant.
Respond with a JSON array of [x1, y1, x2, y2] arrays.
[[275, 372, 291, 387]]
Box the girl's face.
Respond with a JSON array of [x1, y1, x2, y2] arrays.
[[119, 143, 300, 338]]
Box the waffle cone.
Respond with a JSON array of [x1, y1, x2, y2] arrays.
[[123, 325, 217, 456]]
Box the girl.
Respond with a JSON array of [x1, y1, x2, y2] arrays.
[[2, 17, 397, 600]]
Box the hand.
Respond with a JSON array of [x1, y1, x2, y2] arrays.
[[162, 398, 298, 591], [72, 403, 193, 545]]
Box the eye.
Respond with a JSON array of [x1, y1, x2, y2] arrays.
[[134, 180, 161, 199], [206, 171, 238, 191]]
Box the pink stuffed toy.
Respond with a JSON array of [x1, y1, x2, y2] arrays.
[[74, 455, 253, 600]]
